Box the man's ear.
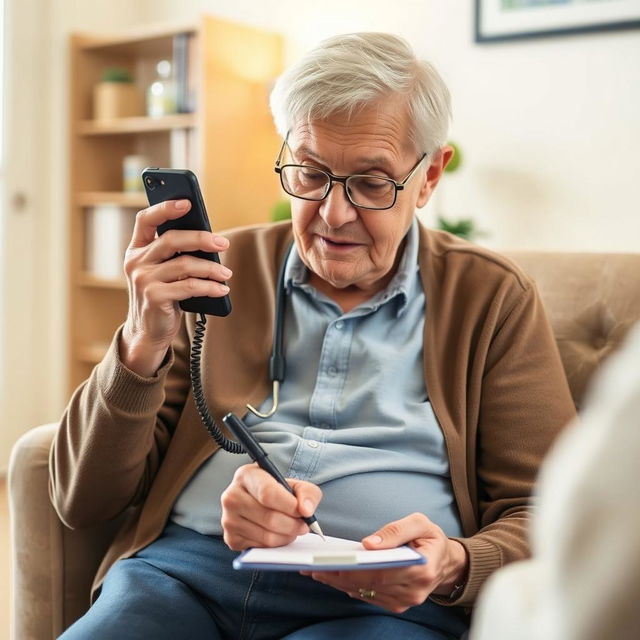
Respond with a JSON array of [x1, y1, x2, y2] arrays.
[[416, 145, 454, 208]]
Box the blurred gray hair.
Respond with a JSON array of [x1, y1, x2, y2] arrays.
[[270, 32, 451, 155]]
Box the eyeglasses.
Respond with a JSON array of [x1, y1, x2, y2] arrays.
[[274, 137, 427, 211]]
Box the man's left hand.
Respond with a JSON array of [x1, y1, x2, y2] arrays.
[[300, 512, 468, 613]]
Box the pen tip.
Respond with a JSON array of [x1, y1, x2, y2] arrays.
[[309, 521, 326, 541]]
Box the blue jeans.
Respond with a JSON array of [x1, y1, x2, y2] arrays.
[[60, 522, 468, 639]]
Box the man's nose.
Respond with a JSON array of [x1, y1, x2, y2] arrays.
[[319, 182, 358, 228]]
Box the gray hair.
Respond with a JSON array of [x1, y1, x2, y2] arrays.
[[270, 32, 451, 155]]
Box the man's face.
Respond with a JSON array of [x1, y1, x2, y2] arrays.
[[287, 97, 443, 296]]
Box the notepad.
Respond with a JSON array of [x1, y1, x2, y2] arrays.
[[233, 532, 426, 571]]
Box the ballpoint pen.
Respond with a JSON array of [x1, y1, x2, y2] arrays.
[[223, 413, 326, 540]]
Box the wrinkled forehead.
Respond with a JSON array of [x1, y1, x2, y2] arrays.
[[287, 97, 418, 164]]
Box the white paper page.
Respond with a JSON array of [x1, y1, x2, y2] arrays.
[[239, 533, 423, 566]]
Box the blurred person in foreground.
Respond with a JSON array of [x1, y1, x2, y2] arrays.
[[52, 33, 575, 639], [471, 322, 640, 640]]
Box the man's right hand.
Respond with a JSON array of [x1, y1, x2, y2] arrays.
[[221, 464, 323, 550], [120, 199, 232, 377]]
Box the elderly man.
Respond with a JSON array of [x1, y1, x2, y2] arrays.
[[53, 33, 575, 639]]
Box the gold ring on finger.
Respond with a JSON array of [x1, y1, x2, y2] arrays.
[[358, 587, 376, 599]]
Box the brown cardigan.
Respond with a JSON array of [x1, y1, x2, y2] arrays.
[[50, 220, 576, 608]]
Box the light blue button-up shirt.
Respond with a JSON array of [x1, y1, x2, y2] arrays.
[[171, 219, 463, 541]]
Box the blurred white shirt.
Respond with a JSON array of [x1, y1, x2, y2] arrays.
[[471, 323, 640, 640]]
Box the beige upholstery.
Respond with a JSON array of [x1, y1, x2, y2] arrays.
[[9, 251, 640, 639], [504, 252, 640, 409], [8, 425, 128, 639]]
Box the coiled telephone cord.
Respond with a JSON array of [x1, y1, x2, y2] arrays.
[[190, 313, 245, 454]]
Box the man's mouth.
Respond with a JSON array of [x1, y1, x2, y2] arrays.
[[319, 236, 361, 249]]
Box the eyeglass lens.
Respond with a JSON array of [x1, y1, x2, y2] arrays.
[[280, 166, 396, 209]]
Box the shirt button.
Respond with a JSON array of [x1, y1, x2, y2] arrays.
[[328, 366, 337, 376], [335, 321, 344, 330], [307, 440, 319, 448]]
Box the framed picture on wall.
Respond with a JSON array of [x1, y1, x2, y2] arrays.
[[475, 0, 640, 42]]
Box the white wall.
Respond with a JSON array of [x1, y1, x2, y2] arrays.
[[0, 0, 147, 469], [1, 0, 638, 467], [0, 0, 55, 470]]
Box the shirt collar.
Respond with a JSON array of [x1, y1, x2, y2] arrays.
[[284, 217, 420, 318]]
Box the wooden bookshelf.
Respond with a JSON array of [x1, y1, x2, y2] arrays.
[[77, 113, 197, 135], [68, 17, 284, 391]]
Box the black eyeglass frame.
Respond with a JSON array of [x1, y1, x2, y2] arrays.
[[274, 136, 428, 211]]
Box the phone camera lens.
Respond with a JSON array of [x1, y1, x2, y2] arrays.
[[145, 176, 156, 191]]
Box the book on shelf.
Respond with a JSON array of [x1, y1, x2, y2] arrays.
[[173, 32, 197, 114], [85, 204, 135, 280], [170, 127, 199, 170]]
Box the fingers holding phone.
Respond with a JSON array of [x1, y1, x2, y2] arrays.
[[120, 169, 232, 377], [129, 197, 193, 248], [126, 199, 232, 314], [142, 169, 232, 318], [121, 199, 232, 377]]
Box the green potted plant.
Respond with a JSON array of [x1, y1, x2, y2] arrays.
[[270, 199, 292, 222], [436, 141, 483, 242], [436, 216, 479, 241], [93, 67, 143, 120]]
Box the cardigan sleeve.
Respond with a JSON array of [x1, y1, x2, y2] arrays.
[[49, 317, 191, 529], [437, 280, 576, 607]]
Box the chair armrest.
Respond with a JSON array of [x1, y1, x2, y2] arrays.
[[8, 424, 123, 639]]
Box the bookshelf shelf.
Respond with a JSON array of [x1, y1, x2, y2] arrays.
[[77, 191, 148, 207], [76, 22, 197, 52], [67, 17, 283, 392], [77, 342, 111, 364], [77, 272, 128, 290], [77, 113, 197, 135]]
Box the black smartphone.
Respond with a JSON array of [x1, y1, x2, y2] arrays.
[[142, 167, 232, 317]]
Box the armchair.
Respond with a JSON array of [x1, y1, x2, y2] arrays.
[[9, 250, 640, 639]]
